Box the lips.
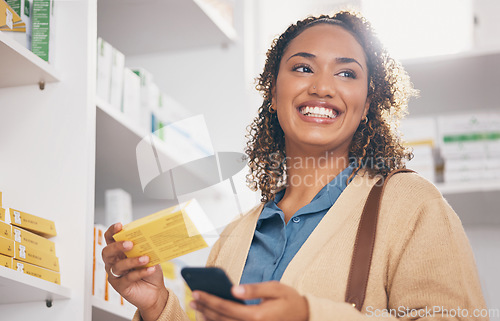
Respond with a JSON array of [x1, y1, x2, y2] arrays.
[[297, 101, 341, 120]]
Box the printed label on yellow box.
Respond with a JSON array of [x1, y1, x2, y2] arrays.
[[113, 199, 217, 267], [14, 242, 59, 272], [0, 220, 11, 239], [12, 226, 56, 255], [9, 208, 57, 238], [0, 236, 14, 257], [14, 259, 60, 284], [0, 208, 5, 222], [0, 253, 12, 269]]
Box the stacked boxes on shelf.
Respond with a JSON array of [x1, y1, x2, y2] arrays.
[[1, 0, 55, 62], [0, 192, 60, 284], [96, 38, 193, 138], [437, 112, 500, 183]]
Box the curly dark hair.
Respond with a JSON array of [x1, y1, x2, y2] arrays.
[[245, 10, 417, 203]]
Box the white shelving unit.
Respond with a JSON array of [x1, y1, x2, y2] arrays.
[[0, 266, 71, 304], [0, 31, 59, 88], [0, 0, 96, 320], [92, 1, 237, 319], [97, 0, 237, 55]]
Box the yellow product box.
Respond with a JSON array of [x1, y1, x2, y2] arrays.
[[9, 208, 57, 238], [12, 226, 56, 255], [0, 208, 5, 221], [0, 253, 13, 269], [0, 1, 23, 30], [0, 235, 14, 257], [13, 259, 60, 284], [113, 199, 217, 267], [14, 242, 59, 272], [0, 220, 11, 239]]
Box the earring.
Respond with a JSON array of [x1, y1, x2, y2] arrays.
[[362, 117, 368, 124], [269, 104, 276, 114]]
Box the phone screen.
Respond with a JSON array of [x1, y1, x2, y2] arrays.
[[181, 267, 246, 304]]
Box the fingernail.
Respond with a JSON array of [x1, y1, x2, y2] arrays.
[[123, 241, 133, 250], [192, 291, 200, 300], [233, 285, 245, 295], [139, 256, 149, 264], [189, 301, 197, 310], [147, 266, 155, 273], [114, 222, 122, 230]]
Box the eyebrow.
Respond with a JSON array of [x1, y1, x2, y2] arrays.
[[286, 52, 364, 70]]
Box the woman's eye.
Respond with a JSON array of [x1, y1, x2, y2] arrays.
[[293, 65, 312, 73], [338, 70, 357, 78]]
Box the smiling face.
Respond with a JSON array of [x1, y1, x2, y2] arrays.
[[272, 23, 370, 159]]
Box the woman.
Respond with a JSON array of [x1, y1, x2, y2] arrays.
[[102, 11, 488, 321]]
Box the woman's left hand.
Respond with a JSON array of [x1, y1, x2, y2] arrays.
[[190, 281, 309, 321]]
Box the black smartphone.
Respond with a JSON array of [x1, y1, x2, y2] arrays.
[[181, 267, 246, 304]]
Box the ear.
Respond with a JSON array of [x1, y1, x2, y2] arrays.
[[362, 96, 370, 119]]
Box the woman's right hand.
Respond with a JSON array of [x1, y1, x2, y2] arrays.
[[102, 223, 169, 321]]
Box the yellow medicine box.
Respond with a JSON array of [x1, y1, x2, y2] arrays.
[[12, 226, 56, 255], [13, 259, 60, 285], [9, 208, 57, 238], [14, 242, 59, 272], [0, 253, 12, 269], [0, 236, 14, 257], [113, 199, 217, 267], [0, 208, 5, 221], [0, 220, 11, 239]]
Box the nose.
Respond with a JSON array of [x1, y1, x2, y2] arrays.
[[309, 73, 336, 98]]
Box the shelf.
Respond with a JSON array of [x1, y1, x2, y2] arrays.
[[436, 179, 500, 195], [0, 31, 59, 88], [0, 266, 71, 304], [97, 0, 237, 56], [434, 180, 500, 226], [401, 45, 500, 66], [95, 99, 216, 209], [92, 297, 136, 321]]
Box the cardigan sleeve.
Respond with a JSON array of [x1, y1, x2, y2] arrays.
[[305, 196, 489, 321], [131, 287, 191, 321]]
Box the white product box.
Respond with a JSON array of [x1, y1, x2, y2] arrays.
[[105, 189, 132, 227], [131, 68, 157, 132], [109, 48, 125, 111], [437, 113, 490, 159], [122, 68, 141, 126], [97, 37, 113, 103]]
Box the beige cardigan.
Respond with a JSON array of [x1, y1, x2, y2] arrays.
[[133, 171, 488, 320]]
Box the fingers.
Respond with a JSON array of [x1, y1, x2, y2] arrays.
[[102, 240, 132, 266], [104, 223, 122, 245], [121, 265, 157, 283], [108, 255, 150, 278], [191, 291, 247, 321], [231, 281, 286, 301]]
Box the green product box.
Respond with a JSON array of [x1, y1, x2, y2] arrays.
[[31, 0, 53, 62]]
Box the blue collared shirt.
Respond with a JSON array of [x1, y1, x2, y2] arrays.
[[239, 165, 354, 303]]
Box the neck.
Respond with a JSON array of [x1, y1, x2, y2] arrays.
[[283, 148, 350, 202]]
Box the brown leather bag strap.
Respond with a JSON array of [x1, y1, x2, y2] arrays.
[[345, 168, 414, 311]]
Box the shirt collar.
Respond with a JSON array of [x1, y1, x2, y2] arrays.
[[259, 163, 355, 221]]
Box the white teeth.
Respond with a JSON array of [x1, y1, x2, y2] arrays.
[[300, 106, 337, 119]]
